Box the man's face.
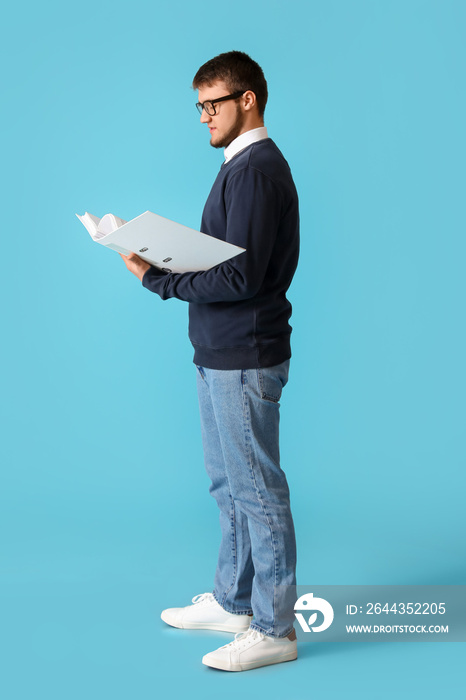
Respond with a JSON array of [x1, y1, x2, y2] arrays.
[[197, 80, 246, 149]]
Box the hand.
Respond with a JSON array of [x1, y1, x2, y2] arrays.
[[119, 252, 151, 281]]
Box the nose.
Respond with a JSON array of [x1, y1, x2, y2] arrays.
[[200, 108, 210, 124]]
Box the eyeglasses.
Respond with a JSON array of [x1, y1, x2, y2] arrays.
[[195, 90, 247, 116]]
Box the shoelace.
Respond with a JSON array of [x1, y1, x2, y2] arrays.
[[222, 629, 265, 650], [191, 593, 215, 606]]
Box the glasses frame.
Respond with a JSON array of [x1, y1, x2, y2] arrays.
[[195, 90, 247, 116]]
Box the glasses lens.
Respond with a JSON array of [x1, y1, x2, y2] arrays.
[[196, 103, 203, 115], [204, 101, 215, 116]]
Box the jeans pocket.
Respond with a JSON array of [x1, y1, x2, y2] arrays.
[[257, 367, 283, 403], [196, 365, 206, 380]]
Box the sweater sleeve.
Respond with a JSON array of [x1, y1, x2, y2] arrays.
[[141, 167, 282, 303]]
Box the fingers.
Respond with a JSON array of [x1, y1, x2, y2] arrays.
[[119, 250, 150, 280], [119, 251, 138, 260]]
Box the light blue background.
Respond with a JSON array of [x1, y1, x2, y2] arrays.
[[1, 0, 465, 698]]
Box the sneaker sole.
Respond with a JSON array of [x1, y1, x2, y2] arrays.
[[202, 650, 298, 672], [161, 611, 252, 633]]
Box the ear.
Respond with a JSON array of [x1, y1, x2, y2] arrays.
[[242, 90, 257, 111]]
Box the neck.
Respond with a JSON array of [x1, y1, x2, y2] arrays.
[[238, 113, 264, 136]]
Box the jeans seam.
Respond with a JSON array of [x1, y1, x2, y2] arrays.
[[201, 367, 241, 612], [219, 493, 238, 607], [242, 369, 279, 636]]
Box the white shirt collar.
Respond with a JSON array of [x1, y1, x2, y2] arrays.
[[224, 126, 268, 163]]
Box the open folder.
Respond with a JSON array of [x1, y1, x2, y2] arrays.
[[76, 210, 246, 273]]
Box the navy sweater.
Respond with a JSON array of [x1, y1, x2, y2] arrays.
[[142, 138, 299, 370]]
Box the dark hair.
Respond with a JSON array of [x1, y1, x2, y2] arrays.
[[192, 51, 268, 118]]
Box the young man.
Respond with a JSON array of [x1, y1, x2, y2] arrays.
[[121, 51, 300, 672]]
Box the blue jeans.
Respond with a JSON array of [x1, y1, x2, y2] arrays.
[[196, 360, 297, 638]]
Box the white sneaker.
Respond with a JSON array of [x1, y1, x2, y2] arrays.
[[202, 627, 298, 671], [161, 593, 253, 633]]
